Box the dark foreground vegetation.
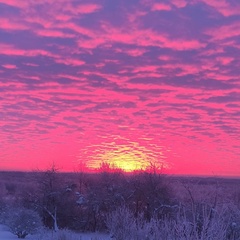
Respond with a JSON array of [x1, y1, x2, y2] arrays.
[[0, 168, 240, 239]]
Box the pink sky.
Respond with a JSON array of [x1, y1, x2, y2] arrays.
[[0, 0, 239, 176]]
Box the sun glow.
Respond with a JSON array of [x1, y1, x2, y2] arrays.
[[84, 141, 168, 173], [100, 151, 149, 172]]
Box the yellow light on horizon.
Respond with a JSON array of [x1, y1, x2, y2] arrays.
[[86, 143, 168, 172], [104, 153, 148, 172]]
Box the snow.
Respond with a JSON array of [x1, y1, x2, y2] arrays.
[[0, 224, 16, 240], [0, 224, 111, 240]]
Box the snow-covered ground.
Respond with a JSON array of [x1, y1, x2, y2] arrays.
[[0, 224, 111, 240], [0, 224, 17, 240]]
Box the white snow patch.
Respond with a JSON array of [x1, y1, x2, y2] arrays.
[[0, 224, 16, 240], [0, 224, 111, 240]]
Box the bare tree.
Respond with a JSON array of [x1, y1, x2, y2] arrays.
[[37, 164, 61, 231]]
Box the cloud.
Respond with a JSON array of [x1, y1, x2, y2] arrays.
[[55, 58, 85, 66], [71, 4, 102, 14], [34, 29, 75, 38], [2, 64, 17, 69], [201, 0, 240, 17], [151, 3, 171, 11], [204, 92, 240, 103], [0, 17, 28, 31], [0, 43, 57, 57], [76, 23, 205, 51], [115, 47, 147, 57], [206, 22, 240, 41], [171, 0, 187, 8], [0, 0, 29, 9]]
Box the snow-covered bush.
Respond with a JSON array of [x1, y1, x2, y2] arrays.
[[106, 206, 138, 240], [106, 204, 233, 240], [106, 206, 158, 240], [4, 207, 43, 238]]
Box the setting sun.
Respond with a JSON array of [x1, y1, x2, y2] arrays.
[[100, 152, 149, 172], [84, 142, 168, 173]]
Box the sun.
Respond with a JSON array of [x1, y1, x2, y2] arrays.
[[104, 152, 149, 172], [78, 136, 170, 173], [86, 143, 167, 173]]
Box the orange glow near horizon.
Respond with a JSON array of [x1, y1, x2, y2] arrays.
[[99, 152, 149, 172], [83, 143, 169, 173]]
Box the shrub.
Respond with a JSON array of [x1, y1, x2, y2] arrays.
[[106, 204, 233, 240], [106, 206, 138, 240], [5, 207, 43, 238]]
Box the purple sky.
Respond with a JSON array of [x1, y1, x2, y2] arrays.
[[0, 0, 239, 176]]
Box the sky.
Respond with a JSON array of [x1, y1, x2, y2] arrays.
[[0, 0, 239, 176]]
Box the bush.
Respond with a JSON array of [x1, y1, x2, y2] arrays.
[[106, 204, 233, 240], [106, 206, 138, 240], [106, 206, 154, 240], [5, 207, 43, 238]]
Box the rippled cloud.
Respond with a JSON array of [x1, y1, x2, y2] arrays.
[[0, 0, 239, 175]]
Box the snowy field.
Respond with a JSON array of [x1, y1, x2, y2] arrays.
[[0, 224, 110, 240]]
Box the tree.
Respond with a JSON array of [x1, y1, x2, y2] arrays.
[[5, 207, 42, 238], [127, 171, 173, 220], [38, 164, 60, 231], [35, 164, 79, 231]]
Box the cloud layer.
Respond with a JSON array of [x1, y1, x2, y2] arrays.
[[0, 0, 239, 175]]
